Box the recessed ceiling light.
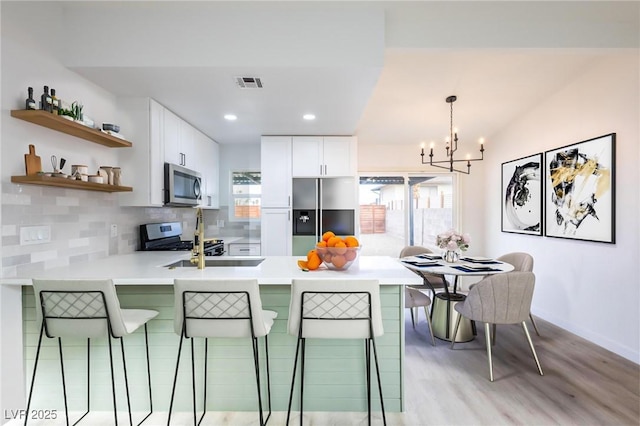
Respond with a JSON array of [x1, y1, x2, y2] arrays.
[[224, 114, 237, 121], [303, 114, 316, 121]]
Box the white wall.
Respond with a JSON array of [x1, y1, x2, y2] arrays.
[[358, 52, 639, 363], [1, 20, 120, 415], [484, 51, 639, 363]]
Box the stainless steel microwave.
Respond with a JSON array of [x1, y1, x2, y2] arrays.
[[164, 163, 202, 206]]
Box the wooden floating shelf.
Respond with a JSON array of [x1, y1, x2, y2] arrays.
[[11, 175, 133, 193], [11, 109, 132, 148]]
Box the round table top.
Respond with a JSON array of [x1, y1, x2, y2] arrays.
[[399, 254, 514, 276]]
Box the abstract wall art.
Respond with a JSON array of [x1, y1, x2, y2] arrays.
[[501, 153, 543, 235], [544, 133, 616, 243]]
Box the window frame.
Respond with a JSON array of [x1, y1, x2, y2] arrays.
[[229, 170, 262, 223], [358, 171, 460, 251]]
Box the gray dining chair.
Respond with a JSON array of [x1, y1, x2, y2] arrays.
[[450, 272, 544, 382], [496, 252, 540, 336], [471, 252, 540, 339], [399, 246, 449, 300], [405, 287, 436, 346]]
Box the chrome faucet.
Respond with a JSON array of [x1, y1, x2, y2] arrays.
[[190, 207, 218, 269]]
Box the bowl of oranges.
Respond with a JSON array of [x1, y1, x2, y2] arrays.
[[315, 231, 361, 270]]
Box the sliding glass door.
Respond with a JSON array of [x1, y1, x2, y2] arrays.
[[358, 173, 457, 257]]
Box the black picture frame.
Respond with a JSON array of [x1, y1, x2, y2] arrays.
[[544, 133, 616, 243], [501, 153, 543, 236]]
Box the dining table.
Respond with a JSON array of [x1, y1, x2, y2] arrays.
[[400, 254, 514, 342]]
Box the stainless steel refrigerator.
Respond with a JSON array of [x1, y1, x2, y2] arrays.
[[292, 177, 357, 255]]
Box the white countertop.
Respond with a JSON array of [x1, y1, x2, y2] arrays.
[[1, 253, 422, 286]]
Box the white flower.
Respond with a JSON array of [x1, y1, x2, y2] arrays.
[[436, 229, 470, 252]]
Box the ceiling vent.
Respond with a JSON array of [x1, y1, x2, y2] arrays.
[[235, 77, 263, 89]]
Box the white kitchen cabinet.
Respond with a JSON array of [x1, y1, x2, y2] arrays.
[[291, 136, 356, 177], [291, 136, 322, 177], [179, 119, 197, 169], [261, 208, 291, 256], [322, 136, 357, 176], [229, 243, 261, 256], [117, 97, 216, 207], [163, 108, 181, 166], [198, 129, 219, 209], [164, 109, 198, 169], [261, 136, 292, 208], [116, 97, 165, 206]]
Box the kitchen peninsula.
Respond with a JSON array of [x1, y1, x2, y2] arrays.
[[2, 254, 421, 414]]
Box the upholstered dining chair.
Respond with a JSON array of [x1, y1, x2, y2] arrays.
[[399, 246, 449, 300], [471, 252, 540, 339], [450, 272, 544, 382], [495, 252, 540, 336], [28, 279, 158, 426], [168, 279, 277, 426], [399, 246, 448, 336], [405, 287, 436, 346]]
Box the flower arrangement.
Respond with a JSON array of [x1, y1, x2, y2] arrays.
[[436, 229, 471, 252]]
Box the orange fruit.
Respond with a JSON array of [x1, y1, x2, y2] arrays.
[[316, 240, 327, 248], [333, 241, 347, 255], [331, 254, 346, 269], [345, 236, 359, 247], [307, 249, 317, 260], [323, 252, 333, 263], [345, 249, 357, 261], [307, 254, 322, 270], [322, 231, 335, 242], [327, 236, 341, 247]]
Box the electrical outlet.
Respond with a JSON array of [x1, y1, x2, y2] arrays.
[[110, 224, 118, 237], [20, 225, 51, 245]]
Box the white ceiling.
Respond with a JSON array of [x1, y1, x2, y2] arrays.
[[4, 1, 638, 150]]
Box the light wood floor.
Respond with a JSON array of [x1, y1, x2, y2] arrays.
[[9, 313, 639, 425]]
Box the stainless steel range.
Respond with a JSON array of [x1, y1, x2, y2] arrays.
[[139, 222, 224, 256]]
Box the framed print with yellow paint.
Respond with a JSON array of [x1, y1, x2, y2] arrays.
[[501, 153, 543, 236], [544, 133, 616, 243]]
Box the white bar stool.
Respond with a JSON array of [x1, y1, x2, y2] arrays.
[[168, 279, 277, 426], [286, 279, 386, 426], [27, 279, 158, 426]]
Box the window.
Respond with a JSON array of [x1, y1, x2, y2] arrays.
[[358, 173, 458, 257], [230, 171, 261, 221]]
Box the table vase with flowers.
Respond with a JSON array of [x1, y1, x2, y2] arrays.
[[436, 229, 470, 263]]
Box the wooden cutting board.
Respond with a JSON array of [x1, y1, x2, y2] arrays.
[[24, 144, 42, 175]]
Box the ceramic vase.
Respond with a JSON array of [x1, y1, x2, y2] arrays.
[[112, 167, 122, 186]]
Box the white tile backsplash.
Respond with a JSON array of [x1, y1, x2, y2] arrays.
[[1, 185, 261, 277]]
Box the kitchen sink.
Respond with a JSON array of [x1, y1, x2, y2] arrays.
[[165, 258, 265, 268]]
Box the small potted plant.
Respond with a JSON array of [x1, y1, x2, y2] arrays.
[[58, 101, 83, 122], [71, 101, 83, 122]]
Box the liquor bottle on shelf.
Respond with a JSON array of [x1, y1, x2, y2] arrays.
[[40, 86, 52, 112], [51, 88, 59, 114], [25, 87, 37, 110]]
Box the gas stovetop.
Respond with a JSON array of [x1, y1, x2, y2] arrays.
[[139, 222, 224, 255]]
